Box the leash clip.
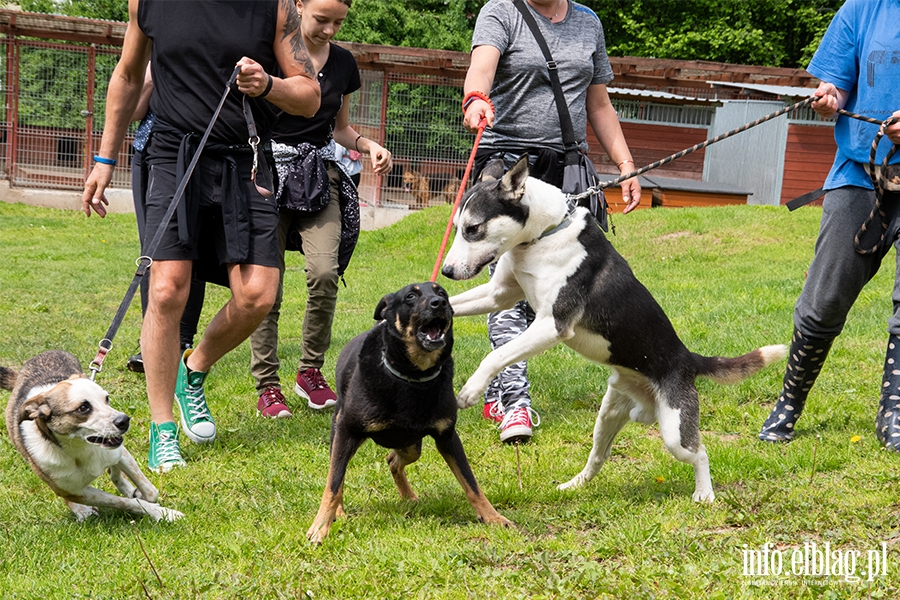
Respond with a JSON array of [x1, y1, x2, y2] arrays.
[[249, 135, 260, 184]]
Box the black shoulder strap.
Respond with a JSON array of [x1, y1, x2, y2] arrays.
[[512, 0, 578, 154]]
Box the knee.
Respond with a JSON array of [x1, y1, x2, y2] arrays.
[[234, 284, 277, 318], [148, 275, 190, 313], [305, 257, 339, 294]]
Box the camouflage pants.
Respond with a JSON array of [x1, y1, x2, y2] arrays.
[[485, 264, 535, 410]]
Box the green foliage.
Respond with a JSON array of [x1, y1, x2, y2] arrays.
[[336, 0, 481, 52], [584, 0, 843, 68], [19, 0, 128, 21]]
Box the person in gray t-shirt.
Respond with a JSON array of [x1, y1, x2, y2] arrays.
[[462, 0, 641, 445]]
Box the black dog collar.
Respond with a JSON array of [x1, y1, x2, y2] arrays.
[[381, 352, 442, 383]]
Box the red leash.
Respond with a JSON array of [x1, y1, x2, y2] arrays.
[[430, 119, 487, 282]]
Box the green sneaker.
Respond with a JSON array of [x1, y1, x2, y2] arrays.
[[148, 421, 186, 473], [175, 348, 216, 443]]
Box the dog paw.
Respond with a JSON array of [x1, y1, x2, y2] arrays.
[[306, 521, 331, 545], [70, 504, 100, 521], [557, 473, 587, 491], [692, 489, 715, 503], [456, 382, 484, 409], [159, 507, 185, 522]]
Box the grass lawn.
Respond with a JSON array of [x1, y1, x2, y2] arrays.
[[1, 200, 899, 599]]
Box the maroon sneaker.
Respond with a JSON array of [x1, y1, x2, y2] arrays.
[[257, 385, 292, 418], [482, 400, 504, 423], [295, 367, 337, 410]]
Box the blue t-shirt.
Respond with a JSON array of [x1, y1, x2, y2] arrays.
[[807, 0, 900, 190]]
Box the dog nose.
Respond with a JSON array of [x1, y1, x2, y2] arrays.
[[429, 296, 447, 310], [114, 414, 130, 432], [441, 265, 455, 279]]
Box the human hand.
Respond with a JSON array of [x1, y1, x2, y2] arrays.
[[235, 57, 272, 97], [811, 82, 840, 119], [620, 177, 642, 214], [463, 99, 494, 133], [82, 164, 113, 217], [367, 142, 393, 175], [886, 110, 900, 145]]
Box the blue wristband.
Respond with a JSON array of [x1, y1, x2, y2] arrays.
[[93, 155, 117, 166]]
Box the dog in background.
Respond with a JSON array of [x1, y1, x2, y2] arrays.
[[2, 350, 182, 522], [441, 156, 785, 503], [402, 168, 462, 209], [307, 282, 511, 543]]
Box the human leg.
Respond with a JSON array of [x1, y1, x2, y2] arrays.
[[760, 187, 888, 441], [293, 167, 342, 410], [875, 191, 900, 450], [249, 211, 292, 417]]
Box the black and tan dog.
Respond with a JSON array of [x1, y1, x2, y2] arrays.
[[307, 282, 511, 543], [2, 350, 182, 522]]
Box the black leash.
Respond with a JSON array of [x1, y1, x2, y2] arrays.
[[88, 66, 242, 380]]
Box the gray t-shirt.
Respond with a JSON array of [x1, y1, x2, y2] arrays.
[[472, 0, 614, 153]]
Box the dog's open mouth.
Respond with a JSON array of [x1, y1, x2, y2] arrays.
[[417, 317, 449, 351], [86, 435, 124, 448]]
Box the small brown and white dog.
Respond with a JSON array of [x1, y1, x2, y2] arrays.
[[2, 350, 182, 522], [403, 168, 460, 209]]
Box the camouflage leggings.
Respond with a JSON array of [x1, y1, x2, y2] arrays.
[[484, 264, 535, 410]]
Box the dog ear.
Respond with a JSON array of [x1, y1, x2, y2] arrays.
[[500, 153, 530, 198], [479, 158, 505, 182], [374, 293, 394, 321], [20, 395, 52, 422]]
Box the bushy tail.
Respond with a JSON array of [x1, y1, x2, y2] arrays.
[[0, 366, 17, 390], [694, 344, 787, 385]]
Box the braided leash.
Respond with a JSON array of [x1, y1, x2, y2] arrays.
[[839, 110, 900, 255], [566, 96, 819, 203], [565, 97, 898, 257]]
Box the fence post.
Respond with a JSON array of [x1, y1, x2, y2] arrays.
[[6, 33, 18, 185], [84, 44, 96, 182], [376, 70, 389, 208]]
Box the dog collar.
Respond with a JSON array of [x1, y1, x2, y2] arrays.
[[539, 197, 578, 239], [381, 352, 442, 383], [539, 214, 573, 239]]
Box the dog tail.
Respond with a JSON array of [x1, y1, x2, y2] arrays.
[[0, 366, 16, 390], [694, 344, 787, 385]]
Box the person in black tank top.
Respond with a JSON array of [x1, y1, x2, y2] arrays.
[[82, 0, 321, 474], [248, 0, 393, 418]]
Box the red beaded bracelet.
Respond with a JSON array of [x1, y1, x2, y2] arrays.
[[462, 90, 494, 115]]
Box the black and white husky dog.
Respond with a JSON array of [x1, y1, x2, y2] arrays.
[[441, 155, 785, 502]]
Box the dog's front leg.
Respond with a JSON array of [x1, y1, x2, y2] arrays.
[[457, 317, 568, 408], [65, 500, 99, 521], [450, 280, 524, 317], [114, 447, 160, 502], [65, 487, 183, 522], [434, 431, 512, 528], [308, 427, 364, 544]]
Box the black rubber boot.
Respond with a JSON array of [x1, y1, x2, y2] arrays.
[[876, 335, 900, 451], [759, 329, 833, 442]]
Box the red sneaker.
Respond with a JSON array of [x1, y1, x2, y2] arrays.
[[295, 367, 337, 410], [482, 400, 504, 423], [257, 385, 292, 418], [499, 406, 540, 444]]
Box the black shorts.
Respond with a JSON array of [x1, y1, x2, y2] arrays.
[[142, 156, 281, 269]]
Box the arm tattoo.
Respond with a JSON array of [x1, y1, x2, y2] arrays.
[[279, 0, 316, 79]]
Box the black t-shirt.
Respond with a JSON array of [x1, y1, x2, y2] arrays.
[[139, 0, 279, 147], [274, 42, 360, 148]]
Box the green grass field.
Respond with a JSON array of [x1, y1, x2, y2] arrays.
[[1, 200, 898, 599]]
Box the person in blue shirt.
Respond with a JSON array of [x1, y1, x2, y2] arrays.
[[759, 0, 900, 448]]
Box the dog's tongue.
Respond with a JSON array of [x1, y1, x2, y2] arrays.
[[424, 325, 441, 340]]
